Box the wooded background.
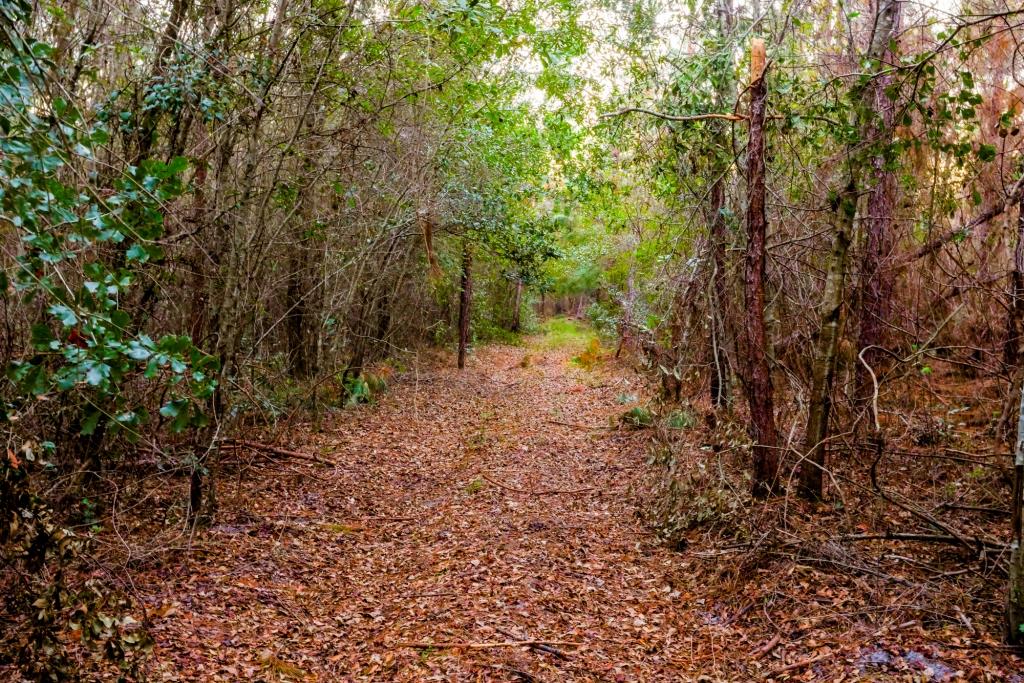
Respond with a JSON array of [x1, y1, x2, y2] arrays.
[[3, 0, 1024, 676]]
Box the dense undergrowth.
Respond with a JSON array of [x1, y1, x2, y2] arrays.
[[3, 0, 1024, 678]]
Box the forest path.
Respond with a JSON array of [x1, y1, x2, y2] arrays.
[[146, 320, 711, 681]]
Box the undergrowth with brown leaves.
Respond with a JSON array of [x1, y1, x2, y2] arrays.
[[4, 329, 1023, 681]]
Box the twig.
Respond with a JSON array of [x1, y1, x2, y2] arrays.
[[496, 627, 570, 660], [840, 532, 1005, 550], [546, 419, 608, 431], [222, 438, 334, 466], [395, 640, 584, 650], [750, 634, 781, 659], [600, 107, 747, 123], [764, 652, 831, 677], [938, 503, 1010, 516]]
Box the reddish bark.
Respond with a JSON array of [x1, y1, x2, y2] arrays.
[[743, 40, 780, 497]]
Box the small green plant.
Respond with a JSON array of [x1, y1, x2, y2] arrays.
[[621, 406, 654, 428], [465, 478, 486, 494], [342, 375, 371, 406], [665, 409, 695, 430], [81, 497, 104, 532]]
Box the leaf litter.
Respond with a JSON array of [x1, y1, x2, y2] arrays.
[[124, 335, 1022, 681]]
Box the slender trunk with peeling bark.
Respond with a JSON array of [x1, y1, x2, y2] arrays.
[[709, 175, 731, 408], [854, 0, 902, 403], [800, 0, 900, 499], [458, 242, 472, 370], [800, 184, 856, 499], [743, 39, 780, 498], [707, 0, 735, 409]]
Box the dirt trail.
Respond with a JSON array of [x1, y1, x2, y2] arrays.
[[142, 332, 715, 681]]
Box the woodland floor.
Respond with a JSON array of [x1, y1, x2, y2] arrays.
[[126, 323, 1024, 682]]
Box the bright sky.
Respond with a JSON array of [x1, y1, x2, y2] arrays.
[[517, 0, 970, 115]]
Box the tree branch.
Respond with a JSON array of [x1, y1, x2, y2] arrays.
[[600, 107, 746, 123]]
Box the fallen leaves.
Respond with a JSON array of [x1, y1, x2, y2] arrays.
[[56, 335, 1023, 682]]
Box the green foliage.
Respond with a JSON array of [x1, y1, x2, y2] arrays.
[[473, 318, 523, 346], [336, 371, 390, 408], [665, 409, 695, 430], [0, 6, 216, 441], [584, 302, 619, 338], [0, 6, 219, 676], [342, 375, 371, 406], [540, 316, 592, 349], [620, 405, 654, 429]]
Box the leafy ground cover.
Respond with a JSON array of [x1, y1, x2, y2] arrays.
[[61, 324, 1022, 682]]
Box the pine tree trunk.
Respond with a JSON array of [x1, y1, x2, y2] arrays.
[[457, 242, 473, 370], [1000, 189, 1024, 440], [743, 39, 780, 498]]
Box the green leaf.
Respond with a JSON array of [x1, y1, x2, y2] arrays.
[[125, 244, 149, 262], [166, 156, 188, 175], [126, 340, 152, 360], [159, 400, 184, 419], [85, 362, 110, 386], [30, 323, 55, 349], [80, 407, 102, 435], [977, 144, 997, 162], [48, 304, 78, 326]]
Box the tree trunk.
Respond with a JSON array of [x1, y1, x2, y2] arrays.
[[800, 184, 856, 499], [708, 0, 735, 409], [709, 175, 732, 408], [743, 39, 780, 498], [1000, 188, 1024, 440], [854, 0, 902, 403], [511, 279, 523, 332], [285, 242, 317, 379], [457, 242, 473, 370], [1007, 383, 1024, 644], [800, 0, 900, 499]]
